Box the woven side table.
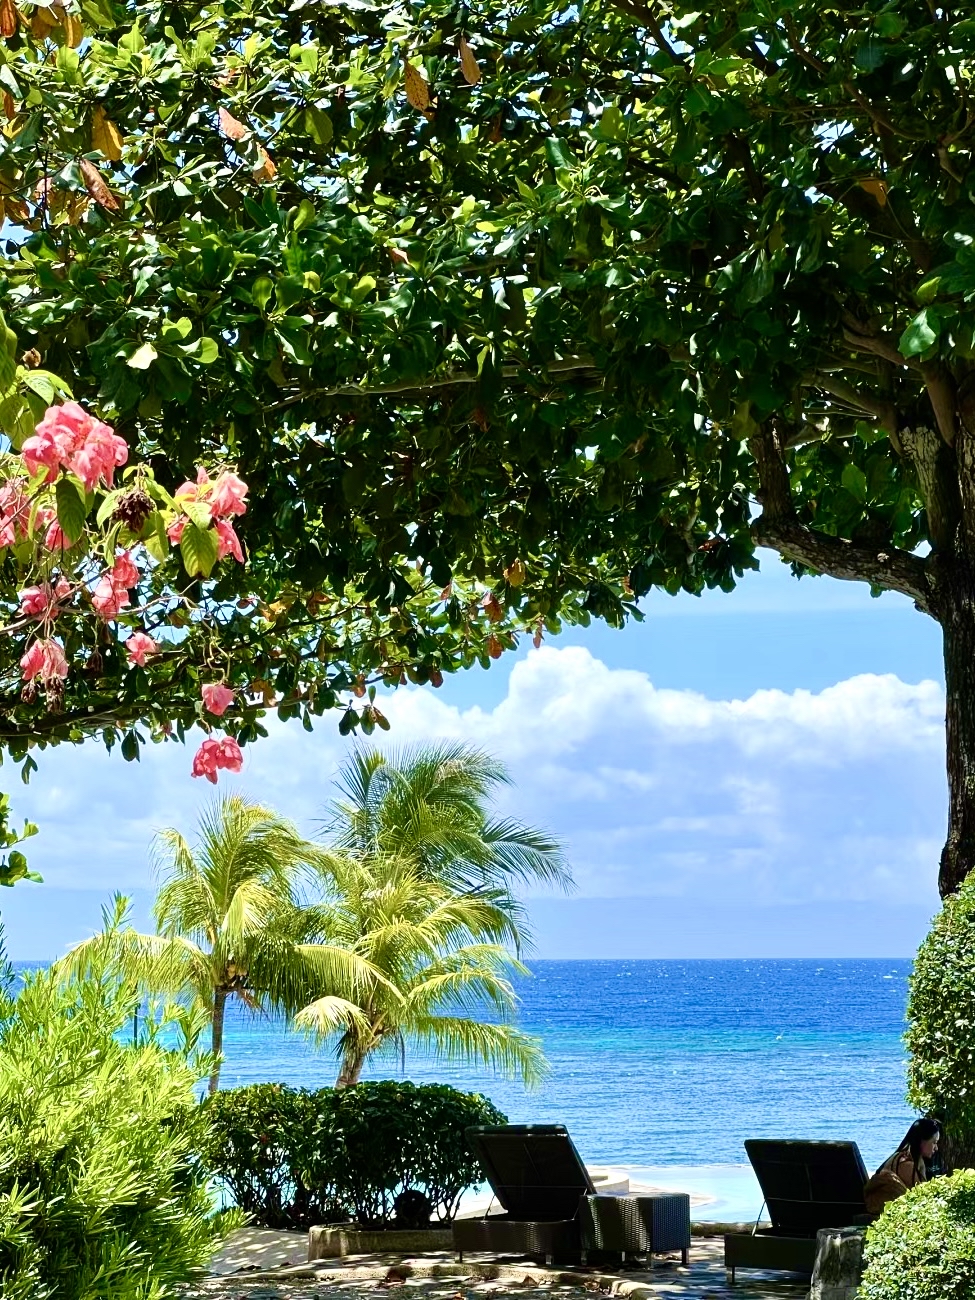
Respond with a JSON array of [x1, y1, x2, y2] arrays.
[[579, 1194, 691, 1268]]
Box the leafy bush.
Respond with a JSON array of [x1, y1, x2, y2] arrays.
[[0, 957, 232, 1300], [203, 1080, 506, 1229], [861, 1171, 975, 1300], [906, 875, 975, 1164]]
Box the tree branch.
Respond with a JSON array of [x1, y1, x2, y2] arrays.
[[604, 0, 686, 64], [749, 419, 933, 614], [810, 372, 898, 432]]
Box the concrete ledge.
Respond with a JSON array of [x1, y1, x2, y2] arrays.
[[309, 1226, 454, 1259]]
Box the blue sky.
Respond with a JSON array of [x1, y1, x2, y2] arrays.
[[0, 549, 946, 960]]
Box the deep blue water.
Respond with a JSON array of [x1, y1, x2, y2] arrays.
[[14, 958, 912, 1173], [204, 958, 913, 1171]]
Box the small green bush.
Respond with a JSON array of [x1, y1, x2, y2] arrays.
[[906, 875, 975, 1163], [861, 1171, 975, 1300], [203, 1079, 506, 1229], [0, 959, 231, 1300]]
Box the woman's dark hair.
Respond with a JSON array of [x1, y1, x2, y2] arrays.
[[899, 1117, 941, 1167]]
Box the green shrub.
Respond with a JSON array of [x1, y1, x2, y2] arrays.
[[203, 1079, 506, 1229], [861, 1171, 975, 1300], [906, 876, 975, 1164], [0, 958, 232, 1300]]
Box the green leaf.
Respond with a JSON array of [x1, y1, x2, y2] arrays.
[[899, 308, 941, 357], [303, 108, 332, 147], [544, 138, 573, 170], [180, 522, 219, 577], [0, 309, 17, 396], [182, 337, 219, 364], [841, 464, 868, 503], [127, 342, 158, 370], [56, 476, 88, 545], [252, 276, 274, 311]]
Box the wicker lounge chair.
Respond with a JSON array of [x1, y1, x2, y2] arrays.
[[452, 1124, 690, 1268], [724, 1139, 871, 1283]]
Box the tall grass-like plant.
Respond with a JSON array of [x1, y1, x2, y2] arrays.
[[0, 938, 233, 1299]]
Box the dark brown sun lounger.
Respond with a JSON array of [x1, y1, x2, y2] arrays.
[[724, 1139, 871, 1282], [453, 1124, 690, 1268]]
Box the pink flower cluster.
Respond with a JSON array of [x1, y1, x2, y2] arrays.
[[92, 549, 140, 620], [126, 631, 157, 666], [19, 578, 71, 620], [202, 682, 234, 716], [168, 467, 247, 562], [20, 637, 68, 683], [22, 401, 128, 491], [191, 736, 243, 783]]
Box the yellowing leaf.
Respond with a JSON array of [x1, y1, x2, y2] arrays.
[[63, 11, 82, 46], [859, 177, 888, 206], [403, 59, 430, 112], [0, 0, 17, 39], [218, 107, 248, 140], [31, 7, 57, 39], [92, 105, 124, 162], [80, 158, 120, 212], [2, 92, 13, 120], [253, 144, 276, 182], [458, 36, 481, 85]]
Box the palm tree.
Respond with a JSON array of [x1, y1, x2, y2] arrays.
[[324, 744, 572, 950], [296, 849, 547, 1088], [60, 795, 376, 1092]]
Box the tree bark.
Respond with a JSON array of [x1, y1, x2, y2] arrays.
[[335, 1049, 365, 1089], [209, 988, 227, 1095], [933, 555, 975, 897]]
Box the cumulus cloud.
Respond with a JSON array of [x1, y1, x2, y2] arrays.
[[8, 647, 947, 918]]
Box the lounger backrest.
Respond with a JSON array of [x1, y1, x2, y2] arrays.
[[467, 1124, 596, 1220], [744, 1139, 869, 1235]]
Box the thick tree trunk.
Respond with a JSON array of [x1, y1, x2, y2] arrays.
[[208, 988, 227, 1095], [936, 557, 975, 897]]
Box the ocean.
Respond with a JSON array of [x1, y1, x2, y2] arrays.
[[17, 957, 915, 1221]]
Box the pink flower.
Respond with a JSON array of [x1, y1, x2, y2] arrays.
[[215, 736, 243, 773], [175, 467, 210, 505], [19, 584, 52, 618], [0, 481, 29, 548], [21, 429, 61, 482], [20, 636, 68, 683], [54, 577, 71, 600], [167, 516, 187, 544], [191, 735, 243, 783], [215, 518, 244, 562], [23, 401, 128, 491], [44, 519, 67, 551], [126, 631, 158, 666], [111, 550, 140, 589], [92, 574, 130, 620], [202, 682, 235, 716], [210, 471, 248, 519]]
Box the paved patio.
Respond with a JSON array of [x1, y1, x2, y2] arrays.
[[179, 1235, 810, 1300]]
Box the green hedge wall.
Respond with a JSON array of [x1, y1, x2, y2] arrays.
[[861, 1171, 975, 1300], [202, 1080, 506, 1229]]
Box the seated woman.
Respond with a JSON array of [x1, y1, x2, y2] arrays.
[[876, 1117, 941, 1188], [863, 1118, 941, 1213]]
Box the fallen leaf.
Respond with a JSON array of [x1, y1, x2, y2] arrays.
[[80, 158, 120, 211], [0, 0, 17, 38], [858, 177, 888, 206], [218, 106, 248, 140], [458, 35, 481, 85], [92, 105, 124, 162], [403, 58, 430, 112]]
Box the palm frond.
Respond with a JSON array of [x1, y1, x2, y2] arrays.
[[407, 1015, 548, 1087]]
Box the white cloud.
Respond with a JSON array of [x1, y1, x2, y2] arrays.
[[6, 647, 946, 919]]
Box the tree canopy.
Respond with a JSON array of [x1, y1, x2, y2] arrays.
[[2, 0, 975, 888]]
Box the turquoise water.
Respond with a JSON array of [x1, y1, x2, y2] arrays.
[[17, 957, 912, 1220], [217, 957, 913, 1217]]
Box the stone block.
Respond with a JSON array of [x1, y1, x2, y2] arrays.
[[810, 1225, 866, 1300]]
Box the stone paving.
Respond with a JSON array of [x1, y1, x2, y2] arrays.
[[178, 1240, 809, 1300]]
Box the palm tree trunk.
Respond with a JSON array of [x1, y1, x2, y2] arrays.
[[335, 1045, 366, 1088], [209, 988, 227, 1095]]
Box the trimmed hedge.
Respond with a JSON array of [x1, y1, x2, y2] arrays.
[[861, 1171, 975, 1300], [202, 1080, 506, 1229]]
